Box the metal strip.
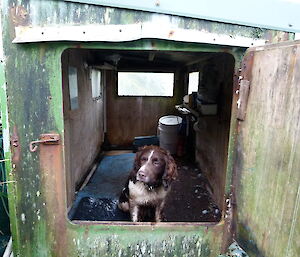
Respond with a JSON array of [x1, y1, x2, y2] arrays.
[[3, 237, 13, 257], [13, 23, 266, 47], [237, 80, 250, 121]]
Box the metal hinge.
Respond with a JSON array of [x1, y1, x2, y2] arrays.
[[218, 241, 249, 257], [29, 134, 60, 152]]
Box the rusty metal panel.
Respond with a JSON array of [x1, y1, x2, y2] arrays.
[[5, 0, 294, 45], [1, 2, 234, 254], [234, 41, 300, 256], [39, 134, 67, 257]]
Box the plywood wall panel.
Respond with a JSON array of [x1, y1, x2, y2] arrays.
[[106, 71, 184, 146], [62, 50, 104, 206], [195, 54, 235, 209], [235, 42, 300, 256]]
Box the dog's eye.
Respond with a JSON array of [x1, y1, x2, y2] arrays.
[[141, 157, 147, 162]]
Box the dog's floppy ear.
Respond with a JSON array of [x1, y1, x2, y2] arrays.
[[133, 146, 146, 172], [130, 149, 143, 183], [162, 151, 177, 189]]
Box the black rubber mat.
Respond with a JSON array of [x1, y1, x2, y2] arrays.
[[68, 153, 135, 221], [71, 197, 130, 221]]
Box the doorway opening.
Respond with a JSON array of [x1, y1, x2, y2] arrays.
[[61, 44, 235, 223]]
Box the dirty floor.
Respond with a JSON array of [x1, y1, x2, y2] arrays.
[[68, 152, 221, 222]]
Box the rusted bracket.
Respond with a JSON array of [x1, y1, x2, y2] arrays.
[[219, 241, 249, 257], [29, 134, 60, 152], [237, 79, 250, 121], [224, 195, 233, 226]]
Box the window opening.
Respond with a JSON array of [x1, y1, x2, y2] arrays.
[[118, 72, 174, 97], [68, 66, 79, 110], [63, 48, 235, 225], [90, 68, 102, 99], [188, 72, 200, 94]]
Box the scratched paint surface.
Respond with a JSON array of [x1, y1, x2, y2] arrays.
[[67, 224, 225, 256], [0, 23, 232, 257], [235, 42, 300, 256], [1, 38, 231, 256], [3, 0, 294, 44]]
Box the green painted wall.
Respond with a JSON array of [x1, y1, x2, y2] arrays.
[[1, 35, 234, 256]]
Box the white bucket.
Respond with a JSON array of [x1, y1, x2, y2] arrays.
[[158, 115, 182, 154]]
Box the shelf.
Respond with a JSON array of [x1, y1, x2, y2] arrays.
[[175, 104, 199, 117]]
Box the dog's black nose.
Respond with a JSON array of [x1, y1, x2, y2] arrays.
[[138, 170, 146, 178]]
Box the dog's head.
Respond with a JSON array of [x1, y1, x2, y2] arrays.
[[133, 145, 177, 188]]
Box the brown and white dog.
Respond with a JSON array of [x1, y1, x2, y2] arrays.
[[118, 145, 177, 222]]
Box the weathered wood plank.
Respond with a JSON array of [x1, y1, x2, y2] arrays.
[[235, 42, 300, 256], [106, 70, 183, 146], [195, 54, 235, 210], [62, 49, 105, 206]]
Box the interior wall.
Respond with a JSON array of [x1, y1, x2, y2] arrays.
[[62, 49, 105, 207], [62, 48, 234, 208], [194, 54, 235, 209], [106, 70, 184, 146]]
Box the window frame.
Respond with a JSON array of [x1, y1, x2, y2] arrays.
[[68, 66, 79, 110], [117, 71, 175, 97], [89, 67, 103, 101], [188, 71, 200, 95]]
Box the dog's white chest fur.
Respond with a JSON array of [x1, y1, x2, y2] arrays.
[[128, 180, 168, 205]]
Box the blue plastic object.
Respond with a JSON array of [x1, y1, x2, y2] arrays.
[[133, 135, 159, 150]]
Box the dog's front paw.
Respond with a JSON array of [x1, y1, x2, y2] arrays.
[[131, 205, 139, 222], [118, 201, 129, 212]]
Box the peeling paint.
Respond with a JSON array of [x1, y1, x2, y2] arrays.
[[21, 213, 26, 223], [70, 232, 215, 257]]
